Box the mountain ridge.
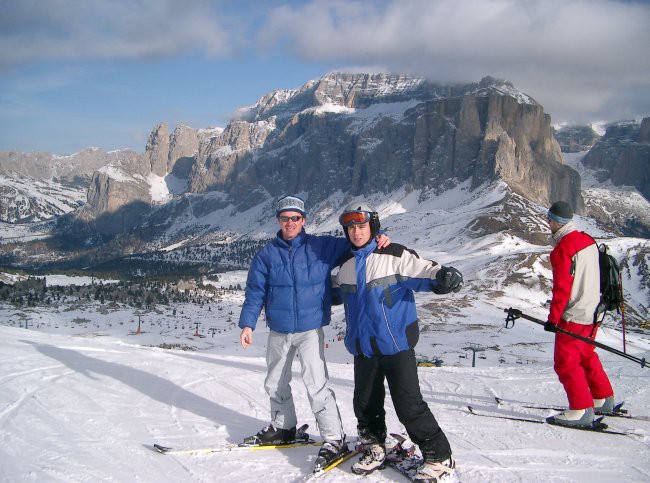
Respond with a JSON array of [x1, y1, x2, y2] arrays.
[[0, 73, 648, 325]]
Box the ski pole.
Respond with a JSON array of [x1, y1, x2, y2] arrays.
[[503, 308, 648, 369], [620, 272, 627, 353]]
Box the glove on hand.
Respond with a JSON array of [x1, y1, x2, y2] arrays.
[[544, 321, 558, 333], [433, 266, 463, 294]]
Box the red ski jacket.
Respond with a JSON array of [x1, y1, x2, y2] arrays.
[[548, 222, 600, 325]]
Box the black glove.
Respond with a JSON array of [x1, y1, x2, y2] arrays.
[[544, 321, 558, 333], [433, 266, 463, 294]]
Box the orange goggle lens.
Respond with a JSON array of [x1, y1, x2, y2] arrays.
[[339, 211, 370, 226]]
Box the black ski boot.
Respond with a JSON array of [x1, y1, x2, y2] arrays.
[[313, 439, 348, 472], [242, 424, 296, 446]]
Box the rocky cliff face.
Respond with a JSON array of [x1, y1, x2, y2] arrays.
[[0, 148, 136, 223], [581, 118, 650, 200], [76, 123, 221, 235], [0, 148, 116, 184], [186, 73, 580, 213], [7, 73, 582, 237], [145, 123, 170, 177], [554, 125, 601, 153]]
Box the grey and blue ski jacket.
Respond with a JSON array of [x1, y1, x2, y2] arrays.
[[332, 239, 443, 357], [238, 228, 349, 334]]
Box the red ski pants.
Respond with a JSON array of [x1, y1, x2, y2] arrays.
[[553, 320, 614, 410]]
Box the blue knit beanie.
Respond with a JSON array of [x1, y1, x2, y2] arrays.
[[548, 201, 573, 225]]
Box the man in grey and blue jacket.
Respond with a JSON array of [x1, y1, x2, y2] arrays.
[[332, 201, 462, 481]]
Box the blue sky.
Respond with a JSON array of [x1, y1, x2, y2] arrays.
[[1, 0, 649, 155]]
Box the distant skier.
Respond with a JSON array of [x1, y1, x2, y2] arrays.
[[238, 195, 389, 472], [332, 201, 462, 481], [543, 201, 616, 427]]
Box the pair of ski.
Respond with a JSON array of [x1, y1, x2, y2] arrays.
[[467, 399, 643, 436], [154, 424, 357, 479], [493, 397, 650, 421], [153, 423, 318, 456], [154, 425, 431, 481]]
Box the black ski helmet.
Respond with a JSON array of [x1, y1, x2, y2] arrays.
[[339, 201, 381, 242]]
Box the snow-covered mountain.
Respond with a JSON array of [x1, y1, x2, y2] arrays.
[[0, 148, 139, 223], [30, 73, 576, 239], [0, 73, 649, 482], [553, 124, 602, 153], [0, 172, 85, 223], [0, 72, 648, 325]]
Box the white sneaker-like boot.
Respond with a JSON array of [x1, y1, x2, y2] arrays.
[[351, 443, 386, 475], [412, 456, 455, 482], [594, 396, 615, 415], [546, 407, 595, 427]]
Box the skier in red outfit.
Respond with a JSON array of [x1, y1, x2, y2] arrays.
[[543, 201, 615, 427]]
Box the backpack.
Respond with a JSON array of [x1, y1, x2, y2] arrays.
[[593, 243, 624, 324]]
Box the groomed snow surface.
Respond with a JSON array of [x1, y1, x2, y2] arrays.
[[1, 297, 649, 482]]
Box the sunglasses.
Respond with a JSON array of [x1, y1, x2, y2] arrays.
[[339, 211, 370, 227], [279, 215, 303, 222]]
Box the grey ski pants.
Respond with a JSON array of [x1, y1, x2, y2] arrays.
[[265, 328, 344, 442]]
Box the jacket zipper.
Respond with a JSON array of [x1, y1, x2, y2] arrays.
[[289, 246, 298, 332], [381, 294, 401, 352]]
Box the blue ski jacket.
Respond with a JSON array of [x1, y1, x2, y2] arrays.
[[332, 239, 443, 357], [238, 228, 350, 334]]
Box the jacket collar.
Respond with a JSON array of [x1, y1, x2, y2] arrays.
[[352, 238, 377, 256], [551, 220, 576, 246], [275, 227, 307, 248]]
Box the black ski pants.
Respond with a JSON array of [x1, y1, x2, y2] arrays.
[[353, 348, 451, 460]]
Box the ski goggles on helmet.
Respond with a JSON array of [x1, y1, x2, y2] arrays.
[[339, 211, 371, 227]]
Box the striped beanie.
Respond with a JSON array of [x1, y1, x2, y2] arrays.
[[547, 201, 573, 225]]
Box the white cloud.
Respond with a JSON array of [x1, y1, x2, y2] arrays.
[[0, 0, 234, 69], [1, 0, 649, 131], [256, 0, 650, 123]]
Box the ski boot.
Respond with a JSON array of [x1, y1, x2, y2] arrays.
[[546, 407, 595, 428], [313, 439, 348, 472], [413, 451, 455, 482], [594, 397, 615, 415], [242, 424, 296, 446], [352, 443, 386, 475]]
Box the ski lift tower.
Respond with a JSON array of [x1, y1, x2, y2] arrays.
[[462, 343, 486, 368], [134, 312, 144, 335]]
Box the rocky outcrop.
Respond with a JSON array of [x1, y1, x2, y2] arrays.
[[0, 148, 139, 223], [168, 125, 200, 173], [554, 125, 601, 153], [145, 123, 169, 177], [80, 172, 150, 236], [8, 73, 583, 236], [0, 148, 129, 186], [76, 149, 150, 235], [581, 118, 650, 200], [188, 119, 275, 193], [80, 124, 216, 235], [187, 74, 581, 213]]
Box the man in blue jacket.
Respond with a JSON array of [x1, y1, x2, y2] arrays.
[[332, 201, 462, 482], [238, 195, 389, 472]]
